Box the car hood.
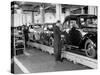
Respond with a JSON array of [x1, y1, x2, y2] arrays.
[[82, 27, 97, 32]]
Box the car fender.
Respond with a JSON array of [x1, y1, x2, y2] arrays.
[[79, 32, 97, 49]]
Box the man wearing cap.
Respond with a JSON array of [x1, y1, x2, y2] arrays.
[[53, 20, 62, 62]]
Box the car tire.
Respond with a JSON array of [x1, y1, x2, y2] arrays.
[[85, 39, 96, 58]]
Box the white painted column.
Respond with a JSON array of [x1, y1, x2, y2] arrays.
[[40, 6, 45, 24], [25, 13, 27, 25], [17, 9, 23, 26], [22, 13, 26, 25], [19, 14, 23, 26], [56, 4, 62, 22], [94, 6, 98, 15], [81, 7, 84, 14], [32, 11, 34, 24], [88, 6, 97, 15], [11, 14, 14, 27], [14, 14, 20, 27], [65, 9, 70, 16]]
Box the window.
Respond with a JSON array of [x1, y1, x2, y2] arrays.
[[69, 20, 79, 28], [80, 17, 97, 27], [63, 21, 69, 29]]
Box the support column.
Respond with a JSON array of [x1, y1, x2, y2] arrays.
[[65, 9, 70, 16], [56, 4, 62, 22], [40, 6, 45, 24], [25, 13, 27, 25], [94, 6, 98, 15], [88, 6, 97, 15], [32, 11, 34, 24], [81, 7, 84, 14], [11, 14, 14, 27]]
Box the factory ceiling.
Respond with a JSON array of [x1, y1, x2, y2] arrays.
[[11, 1, 86, 13]]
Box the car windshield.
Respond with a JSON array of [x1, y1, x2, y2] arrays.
[[80, 17, 97, 27], [63, 20, 79, 29], [44, 24, 53, 31], [33, 25, 41, 29]]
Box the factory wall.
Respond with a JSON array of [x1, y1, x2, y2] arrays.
[[13, 12, 32, 27], [12, 6, 97, 27]]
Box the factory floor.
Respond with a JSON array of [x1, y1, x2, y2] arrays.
[[14, 47, 91, 74]]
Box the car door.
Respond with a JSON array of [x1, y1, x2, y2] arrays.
[[68, 20, 82, 46]]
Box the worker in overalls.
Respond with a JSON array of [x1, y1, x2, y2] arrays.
[[23, 25, 29, 48], [53, 20, 62, 62]]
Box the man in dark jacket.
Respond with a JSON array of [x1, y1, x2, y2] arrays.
[[23, 25, 29, 47], [53, 20, 62, 61]]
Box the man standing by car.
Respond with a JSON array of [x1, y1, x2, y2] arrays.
[[23, 25, 29, 48], [53, 20, 62, 62]]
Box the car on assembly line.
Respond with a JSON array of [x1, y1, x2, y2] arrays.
[[40, 23, 54, 46], [61, 14, 97, 58], [28, 24, 43, 42]]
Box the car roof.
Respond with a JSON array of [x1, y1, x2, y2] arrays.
[[64, 14, 97, 22]]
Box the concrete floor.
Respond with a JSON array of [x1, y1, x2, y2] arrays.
[[14, 48, 91, 74], [14, 63, 24, 74]]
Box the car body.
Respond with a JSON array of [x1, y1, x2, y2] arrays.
[[62, 14, 97, 58], [40, 23, 54, 46], [28, 24, 43, 42]]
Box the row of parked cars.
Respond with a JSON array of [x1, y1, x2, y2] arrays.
[[13, 14, 97, 59]]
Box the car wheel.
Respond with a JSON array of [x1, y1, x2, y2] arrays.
[[85, 39, 96, 58], [49, 37, 54, 47]]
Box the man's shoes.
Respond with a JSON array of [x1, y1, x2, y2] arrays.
[[56, 59, 63, 62]]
